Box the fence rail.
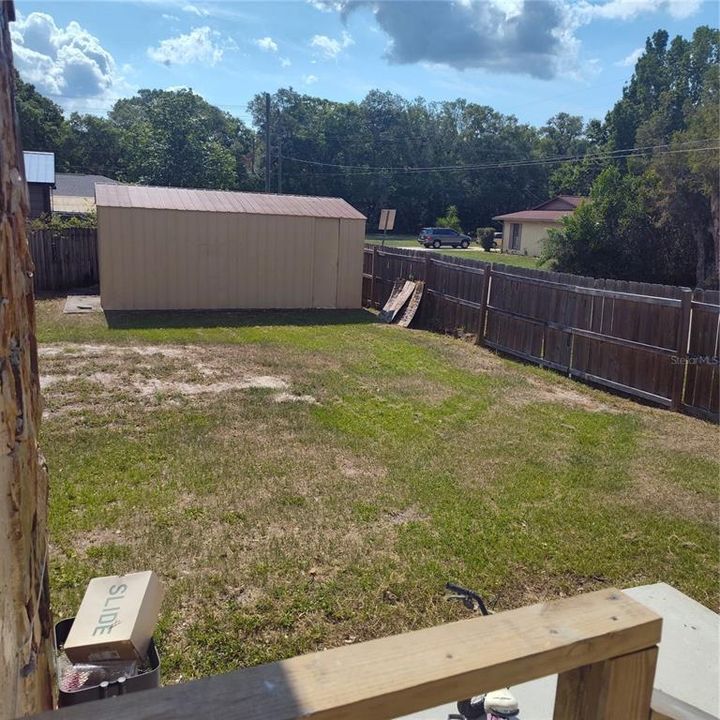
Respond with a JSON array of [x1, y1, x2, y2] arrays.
[[362, 245, 719, 422], [28, 227, 98, 292]]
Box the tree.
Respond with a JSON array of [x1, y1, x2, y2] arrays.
[[60, 113, 122, 176], [436, 205, 462, 232], [13, 71, 66, 153], [545, 25, 719, 286], [109, 89, 254, 189]]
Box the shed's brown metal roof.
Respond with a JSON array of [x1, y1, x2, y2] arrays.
[[95, 184, 366, 220]]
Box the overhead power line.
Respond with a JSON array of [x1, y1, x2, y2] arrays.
[[281, 140, 719, 177]]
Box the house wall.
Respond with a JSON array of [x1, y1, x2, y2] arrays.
[[501, 220, 560, 257], [27, 183, 50, 218], [97, 207, 365, 310]]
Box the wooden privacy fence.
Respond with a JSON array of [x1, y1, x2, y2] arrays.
[[363, 245, 720, 422], [28, 228, 98, 292]]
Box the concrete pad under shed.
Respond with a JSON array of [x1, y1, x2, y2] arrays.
[[64, 295, 102, 314], [397, 583, 719, 720]]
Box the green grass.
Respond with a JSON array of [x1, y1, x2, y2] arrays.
[[39, 299, 719, 683], [365, 235, 546, 270]]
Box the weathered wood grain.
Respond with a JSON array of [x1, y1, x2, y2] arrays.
[[0, 2, 53, 716], [554, 647, 658, 720]]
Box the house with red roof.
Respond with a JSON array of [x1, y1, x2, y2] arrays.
[[493, 196, 586, 257]]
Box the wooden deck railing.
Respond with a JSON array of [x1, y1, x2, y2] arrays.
[[35, 589, 661, 720]]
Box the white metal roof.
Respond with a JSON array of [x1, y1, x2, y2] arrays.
[[23, 151, 55, 185], [95, 184, 366, 220]]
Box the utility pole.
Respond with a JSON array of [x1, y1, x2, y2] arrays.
[[277, 135, 282, 194], [264, 92, 271, 193]]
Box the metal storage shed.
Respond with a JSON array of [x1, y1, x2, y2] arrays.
[[95, 185, 367, 311]]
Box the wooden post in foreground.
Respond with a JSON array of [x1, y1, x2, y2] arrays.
[[0, 2, 53, 717], [553, 646, 658, 720]]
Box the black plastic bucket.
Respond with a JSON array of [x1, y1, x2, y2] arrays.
[[54, 617, 160, 706]]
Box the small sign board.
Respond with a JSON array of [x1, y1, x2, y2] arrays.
[[379, 209, 396, 232], [64, 571, 164, 663]]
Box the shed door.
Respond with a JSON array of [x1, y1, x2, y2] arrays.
[[312, 218, 340, 308]]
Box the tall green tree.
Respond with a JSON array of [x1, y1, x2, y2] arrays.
[[110, 89, 254, 190], [60, 113, 123, 176], [547, 26, 719, 287], [13, 71, 66, 153]]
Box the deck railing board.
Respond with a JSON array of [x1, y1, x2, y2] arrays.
[[36, 589, 660, 720]]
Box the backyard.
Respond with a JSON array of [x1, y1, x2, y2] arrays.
[[38, 299, 719, 685]]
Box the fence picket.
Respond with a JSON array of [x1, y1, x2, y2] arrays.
[[28, 228, 98, 292]]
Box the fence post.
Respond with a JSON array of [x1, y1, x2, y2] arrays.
[[370, 245, 378, 309], [475, 264, 492, 346], [671, 289, 692, 410]]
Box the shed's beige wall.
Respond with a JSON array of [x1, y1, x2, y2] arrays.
[[98, 207, 365, 310], [501, 220, 560, 257]]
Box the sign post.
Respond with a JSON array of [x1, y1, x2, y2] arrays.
[[378, 209, 396, 247]]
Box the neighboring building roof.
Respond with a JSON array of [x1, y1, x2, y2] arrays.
[[493, 195, 587, 223], [95, 184, 367, 220], [531, 195, 586, 211], [23, 151, 55, 185], [492, 209, 575, 223], [55, 173, 120, 198]]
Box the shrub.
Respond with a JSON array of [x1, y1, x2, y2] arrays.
[[28, 211, 97, 231], [476, 227, 496, 251]]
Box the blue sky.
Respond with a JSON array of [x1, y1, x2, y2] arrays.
[[10, 0, 719, 128]]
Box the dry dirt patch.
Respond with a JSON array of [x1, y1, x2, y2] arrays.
[[508, 376, 625, 413], [39, 343, 314, 409]]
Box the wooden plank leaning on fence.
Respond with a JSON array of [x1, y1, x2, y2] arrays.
[[36, 589, 661, 720]]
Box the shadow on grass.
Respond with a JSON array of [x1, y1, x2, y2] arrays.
[[104, 308, 377, 330]]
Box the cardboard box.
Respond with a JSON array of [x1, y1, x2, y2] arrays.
[[63, 571, 164, 663]]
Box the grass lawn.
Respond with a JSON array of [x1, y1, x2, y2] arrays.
[[37, 299, 719, 684], [365, 235, 546, 270]]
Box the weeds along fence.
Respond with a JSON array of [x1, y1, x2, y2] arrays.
[[27, 227, 98, 292], [362, 245, 719, 423]]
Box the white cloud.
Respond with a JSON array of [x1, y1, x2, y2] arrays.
[[147, 26, 229, 66], [161, 13, 180, 21], [303, 74, 319, 85], [10, 11, 122, 103], [616, 46, 644, 67], [317, 0, 703, 80], [576, 0, 702, 21], [280, 57, 292, 67], [182, 3, 209, 17], [254, 36, 278, 53], [310, 30, 354, 59], [306, 0, 344, 11]]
